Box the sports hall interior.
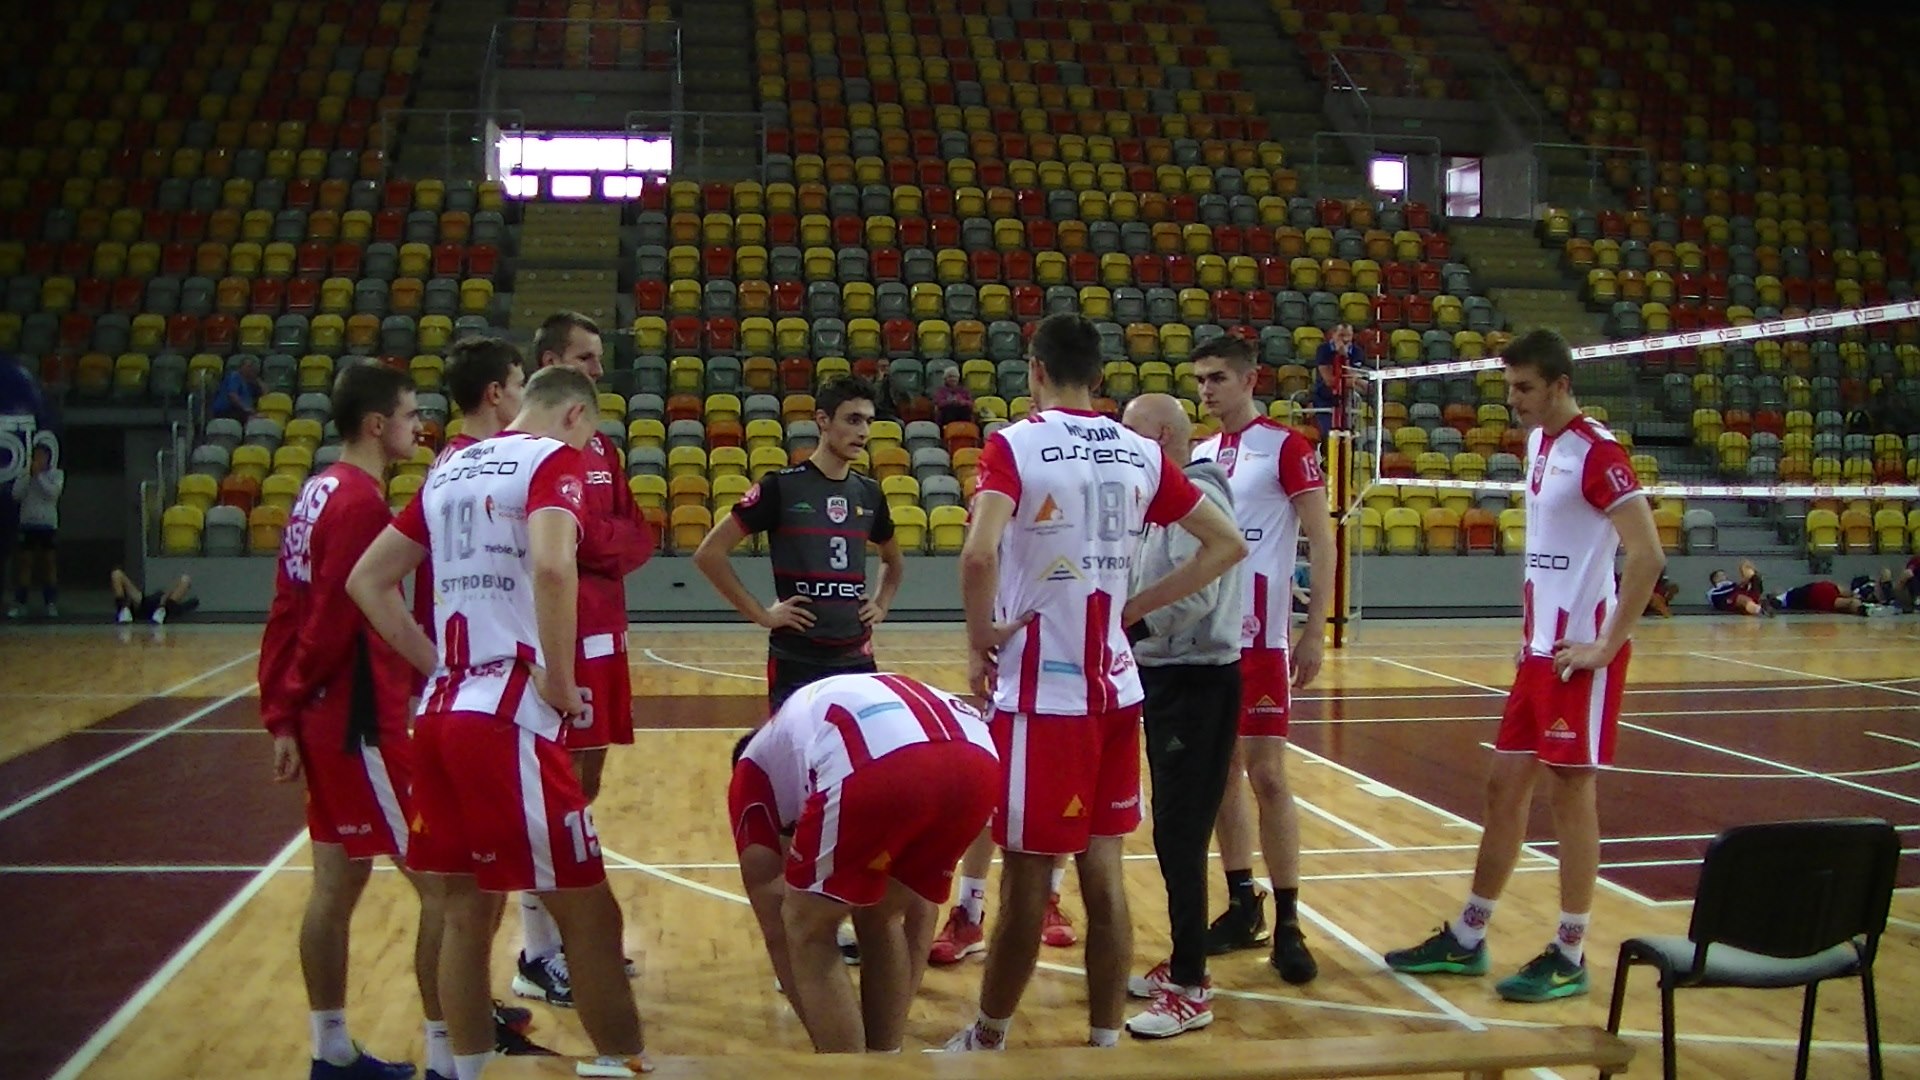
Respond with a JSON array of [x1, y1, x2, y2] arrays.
[[2, 0, 1918, 1078]]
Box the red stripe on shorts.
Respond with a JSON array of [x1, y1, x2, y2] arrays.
[[1085, 588, 1114, 714]]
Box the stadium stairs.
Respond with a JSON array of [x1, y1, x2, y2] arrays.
[[395, 0, 510, 182], [509, 203, 623, 339], [1202, 0, 1367, 199], [679, 0, 764, 179]]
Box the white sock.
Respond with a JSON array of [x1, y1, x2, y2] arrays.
[[309, 1009, 355, 1066], [1449, 893, 1497, 949], [958, 876, 987, 923], [424, 1021, 453, 1079], [1088, 1027, 1120, 1047], [1048, 866, 1066, 895], [975, 1012, 1011, 1047], [453, 1050, 494, 1080], [520, 893, 562, 961], [1553, 910, 1590, 964]]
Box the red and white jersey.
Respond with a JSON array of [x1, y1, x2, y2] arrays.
[[1520, 414, 1643, 657], [411, 432, 479, 639], [974, 408, 1202, 716], [1192, 418, 1324, 651], [730, 672, 995, 851], [393, 431, 587, 736]]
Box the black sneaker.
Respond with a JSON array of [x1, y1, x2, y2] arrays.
[[492, 1000, 532, 1034], [1269, 923, 1319, 985], [1204, 887, 1271, 955], [511, 950, 572, 1008], [495, 1018, 558, 1057]]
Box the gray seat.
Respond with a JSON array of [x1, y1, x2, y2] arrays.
[[243, 418, 284, 450], [903, 420, 942, 454], [626, 393, 666, 423], [667, 419, 706, 450], [626, 445, 666, 478], [416, 392, 450, 429], [743, 394, 781, 424], [1486, 452, 1523, 482], [1604, 819, 1898, 1080], [910, 446, 952, 483], [784, 420, 820, 452], [1681, 509, 1717, 553], [919, 474, 962, 510], [203, 419, 244, 453], [202, 505, 248, 556]]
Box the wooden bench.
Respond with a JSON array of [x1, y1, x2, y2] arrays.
[[491, 1025, 1633, 1079]]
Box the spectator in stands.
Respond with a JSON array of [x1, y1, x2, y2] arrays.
[[7, 445, 62, 618], [212, 355, 264, 422], [1869, 381, 1913, 436], [933, 370, 975, 427], [1707, 561, 1774, 616], [871, 358, 901, 424], [109, 567, 199, 625], [1896, 558, 1920, 614], [1312, 323, 1358, 440]]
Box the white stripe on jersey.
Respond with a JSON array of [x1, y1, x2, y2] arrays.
[[360, 743, 409, 861]]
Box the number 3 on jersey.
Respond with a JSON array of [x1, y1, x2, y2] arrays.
[[828, 534, 849, 570]]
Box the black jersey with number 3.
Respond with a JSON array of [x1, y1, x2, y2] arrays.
[[732, 461, 895, 664]]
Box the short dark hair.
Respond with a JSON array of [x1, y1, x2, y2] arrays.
[[444, 336, 524, 414], [532, 311, 601, 366], [1501, 328, 1575, 385], [1189, 335, 1255, 370], [816, 374, 878, 421], [1709, 569, 1727, 584], [332, 362, 413, 440], [521, 364, 598, 410], [1030, 313, 1102, 389], [730, 732, 754, 766]]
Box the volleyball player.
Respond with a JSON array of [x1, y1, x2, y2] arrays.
[[260, 364, 443, 1080], [1385, 329, 1663, 1002], [945, 314, 1246, 1052], [348, 365, 651, 1080], [517, 313, 654, 1007]]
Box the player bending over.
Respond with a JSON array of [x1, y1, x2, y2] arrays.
[[730, 672, 998, 1052]]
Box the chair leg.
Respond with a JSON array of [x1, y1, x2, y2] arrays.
[[1600, 951, 1632, 1080], [1794, 981, 1819, 1080], [1660, 979, 1678, 1080], [1862, 969, 1883, 1080]]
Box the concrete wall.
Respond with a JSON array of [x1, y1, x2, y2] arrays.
[[144, 551, 1906, 619]]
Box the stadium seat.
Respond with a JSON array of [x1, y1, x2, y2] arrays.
[[670, 506, 712, 553], [1422, 508, 1461, 554], [1383, 507, 1422, 554], [1498, 509, 1527, 554], [928, 505, 968, 554], [1804, 509, 1841, 556], [891, 505, 928, 553]]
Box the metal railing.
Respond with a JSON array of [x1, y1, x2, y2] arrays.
[[379, 107, 527, 183], [1529, 141, 1649, 209], [1323, 53, 1372, 134], [481, 18, 684, 122], [623, 110, 769, 183], [1309, 131, 1442, 199]]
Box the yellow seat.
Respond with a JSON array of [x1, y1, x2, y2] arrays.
[[928, 505, 968, 554], [670, 505, 712, 553], [629, 474, 668, 512], [176, 473, 219, 513], [1383, 507, 1423, 554], [1423, 507, 1461, 554], [1804, 509, 1840, 556], [1498, 508, 1526, 553], [387, 473, 424, 513], [881, 474, 920, 510], [891, 505, 928, 553], [161, 504, 205, 555], [709, 446, 749, 481]]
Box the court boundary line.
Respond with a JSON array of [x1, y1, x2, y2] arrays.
[[1372, 657, 1920, 811], [0, 685, 255, 825], [1687, 651, 1920, 700], [45, 831, 307, 1080]]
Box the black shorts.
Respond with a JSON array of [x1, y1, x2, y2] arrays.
[[766, 653, 878, 713], [17, 528, 55, 552]]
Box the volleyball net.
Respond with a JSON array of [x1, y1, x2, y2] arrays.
[[1323, 301, 1920, 642]]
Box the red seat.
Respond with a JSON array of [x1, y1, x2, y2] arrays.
[[871, 247, 902, 281], [1027, 219, 1056, 250], [74, 277, 109, 315], [251, 278, 284, 315], [201, 314, 237, 353], [1371, 294, 1402, 328], [1068, 252, 1098, 285], [772, 280, 804, 315], [767, 213, 799, 245], [1403, 294, 1433, 330], [432, 243, 465, 277], [1211, 289, 1244, 324], [1243, 289, 1274, 325], [669, 316, 702, 354], [285, 277, 319, 314], [111, 277, 146, 313], [882, 319, 916, 357], [970, 250, 1001, 283], [704, 246, 734, 280], [330, 244, 361, 278], [779, 357, 813, 391], [1164, 255, 1194, 287], [58, 313, 93, 352], [1012, 285, 1044, 319], [1001, 249, 1033, 285], [706, 317, 738, 354], [1132, 253, 1163, 287], [166, 314, 201, 350], [633, 280, 665, 315]]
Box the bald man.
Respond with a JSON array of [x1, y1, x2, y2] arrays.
[[1116, 395, 1249, 1038]]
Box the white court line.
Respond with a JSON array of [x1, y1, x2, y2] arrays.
[[1294, 797, 1395, 850], [78, 728, 258, 735], [0, 649, 258, 700], [1375, 657, 1920, 810], [639, 648, 765, 683], [0, 864, 273, 874], [0, 685, 254, 824], [1687, 651, 1920, 700], [46, 830, 307, 1080]]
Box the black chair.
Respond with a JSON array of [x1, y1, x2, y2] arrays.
[[1602, 818, 1899, 1080]]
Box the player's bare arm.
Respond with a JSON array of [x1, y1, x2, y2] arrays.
[[959, 491, 1033, 697], [737, 842, 804, 1015], [345, 526, 438, 677], [1554, 495, 1665, 676], [860, 537, 906, 627], [1119, 495, 1247, 629], [693, 513, 815, 631], [1291, 485, 1337, 688], [529, 507, 587, 715]]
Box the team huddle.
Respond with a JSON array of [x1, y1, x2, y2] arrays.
[[261, 313, 1662, 1076]]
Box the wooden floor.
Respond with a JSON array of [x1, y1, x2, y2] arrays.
[[2, 616, 1917, 1079]]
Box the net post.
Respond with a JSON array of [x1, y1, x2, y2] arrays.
[[1330, 425, 1353, 648]]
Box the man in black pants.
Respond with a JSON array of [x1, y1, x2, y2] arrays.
[[1118, 393, 1248, 1039]]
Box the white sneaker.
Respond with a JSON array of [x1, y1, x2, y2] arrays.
[[575, 1054, 650, 1077], [151, 606, 168, 625], [44, 604, 57, 618], [116, 607, 133, 624], [4, 606, 20, 619], [1866, 604, 1896, 618], [1125, 981, 1215, 1039], [943, 1024, 1006, 1052], [1128, 959, 1179, 999]]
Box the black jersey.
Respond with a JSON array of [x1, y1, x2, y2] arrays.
[[732, 460, 895, 664]]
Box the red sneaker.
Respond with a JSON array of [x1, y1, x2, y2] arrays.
[[929, 905, 986, 965], [1042, 893, 1077, 947]]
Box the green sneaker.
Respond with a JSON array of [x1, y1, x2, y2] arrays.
[[1495, 947, 1589, 1002], [1384, 925, 1489, 975]]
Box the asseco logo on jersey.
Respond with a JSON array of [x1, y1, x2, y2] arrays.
[[827, 495, 849, 523]]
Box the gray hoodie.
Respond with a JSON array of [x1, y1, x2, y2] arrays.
[[1128, 459, 1246, 667]]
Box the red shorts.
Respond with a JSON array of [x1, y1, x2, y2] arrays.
[[561, 635, 633, 751], [991, 706, 1143, 855], [1495, 645, 1631, 768], [1239, 647, 1293, 738], [408, 710, 606, 893], [294, 696, 413, 861], [785, 742, 1000, 906]]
